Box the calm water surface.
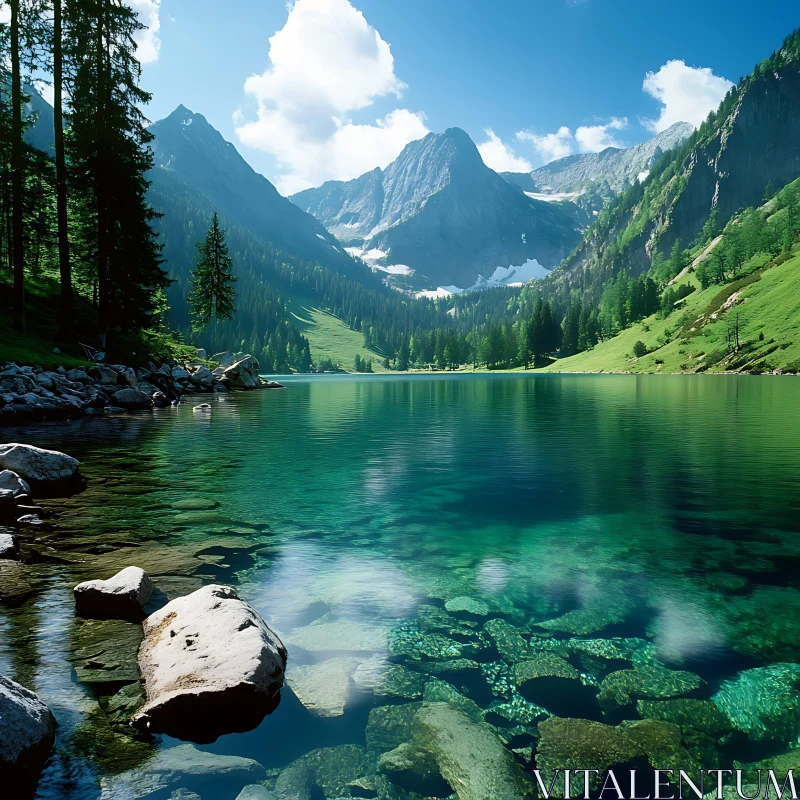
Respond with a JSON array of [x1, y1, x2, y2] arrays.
[[2, 374, 800, 798]]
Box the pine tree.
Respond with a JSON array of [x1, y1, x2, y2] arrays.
[[188, 212, 237, 333]]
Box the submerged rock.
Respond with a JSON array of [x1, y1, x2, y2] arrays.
[[483, 618, 536, 663], [72, 618, 143, 686], [74, 566, 153, 622], [98, 743, 266, 800], [289, 615, 388, 653], [598, 663, 704, 718], [133, 584, 287, 742], [636, 698, 733, 739], [274, 744, 376, 800], [391, 701, 532, 800], [535, 593, 635, 636], [712, 663, 800, 746], [513, 654, 599, 719], [0, 443, 80, 487], [423, 678, 483, 722], [365, 702, 422, 753], [445, 596, 490, 617], [236, 786, 274, 800], [286, 657, 359, 717], [0, 676, 57, 797], [370, 663, 427, 701]]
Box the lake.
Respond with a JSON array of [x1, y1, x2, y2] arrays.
[[2, 373, 800, 798]]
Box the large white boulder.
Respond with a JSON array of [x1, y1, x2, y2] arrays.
[[0, 443, 80, 485], [74, 566, 153, 622], [0, 676, 57, 795], [133, 584, 287, 741]]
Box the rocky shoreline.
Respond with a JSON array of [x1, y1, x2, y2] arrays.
[[0, 350, 283, 426], [0, 443, 289, 796]]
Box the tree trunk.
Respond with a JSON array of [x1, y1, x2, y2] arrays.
[[95, 0, 109, 344], [54, 0, 73, 336], [10, 0, 25, 332]]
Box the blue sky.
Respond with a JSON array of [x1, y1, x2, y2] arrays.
[[138, 0, 799, 194]]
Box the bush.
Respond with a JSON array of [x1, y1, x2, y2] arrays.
[[633, 341, 648, 358]]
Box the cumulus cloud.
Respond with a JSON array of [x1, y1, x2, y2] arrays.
[[575, 116, 628, 152], [130, 0, 161, 64], [234, 0, 429, 195], [516, 117, 628, 164], [477, 129, 532, 173], [642, 60, 733, 132], [517, 126, 573, 163]]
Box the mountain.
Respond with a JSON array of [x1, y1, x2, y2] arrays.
[[149, 106, 364, 278], [558, 30, 800, 289], [501, 122, 694, 198], [290, 128, 586, 290]]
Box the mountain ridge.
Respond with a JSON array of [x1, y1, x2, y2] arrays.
[[291, 127, 586, 289]]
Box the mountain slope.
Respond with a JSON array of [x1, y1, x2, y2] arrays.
[[554, 31, 800, 297], [501, 122, 694, 197], [150, 106, 364, 280], [291, 128, 585, 289]]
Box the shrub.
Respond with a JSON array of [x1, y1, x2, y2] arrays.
[[633, 341, 648, 358]]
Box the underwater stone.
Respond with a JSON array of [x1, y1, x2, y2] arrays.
[[236, 786, 275, 800], [425, 658, 480, 675], [483, 692, 550, 729], [535, 718, 642, 790], [99, 743, 266, 800], [481, 660, 515, 699], [388, 620, 464, 661], [535, 593, 635, 636], [598, 664, 704, 717], [274, 744, 376, 800], [712, 663, 800, 746], [378, 741, 448, 798], [171, 497, 220, 511], [371, 663, 427, 700], [417, 603, 478, 637], [290, 615, 389, 653], [483, 618, 536, 663], [445, 596, 490, 617], [286, 657, 360, 717], [72, 618, 143, 685], [513, 654, 580, 684], [411, 702, 532, 800], [618, 718, 697, 771], [106, 682, 146, 723], [636, 698, 733, 739], [423, 678, 483, 722], [365, 702, 422, 752]]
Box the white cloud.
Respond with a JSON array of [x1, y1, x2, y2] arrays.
[[516, 117, 628, 164], [129, 0, 161, 64], [642, 60, 733, 132], [517, 126, 573, 164], [477, 129, 532, 173], [234, 0, 429, 195], [0, 6, 9, 24], [575, 116, 628, 152]]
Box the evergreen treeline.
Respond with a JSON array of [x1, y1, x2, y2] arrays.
[[0, 0, 168, 347]]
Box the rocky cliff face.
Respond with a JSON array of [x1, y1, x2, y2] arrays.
[[660, 64, 800, 255], [502, 122, 694, 196], [292, 128, 585, 288], [558, 37, 800, 285]]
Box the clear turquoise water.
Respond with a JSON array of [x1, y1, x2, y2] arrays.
[[2, 374, 800, 798]]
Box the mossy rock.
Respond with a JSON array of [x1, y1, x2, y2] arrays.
[[444, 596, 490, 618], [274, 744, 377, 800], [373, 664, 427, 701], [636, 698, 733, 738], [423, 678, 483, 722], [170, 497, 219, 511], [365, 702, 422, 753], [598, 664, 704, 718], [513, 654, 600, 720], [72, 618, 143, 685], [483, 618, 536, 663]]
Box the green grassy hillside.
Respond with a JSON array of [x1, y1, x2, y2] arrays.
[[287, 298, 389, 372], [545, 248, 800, 374]]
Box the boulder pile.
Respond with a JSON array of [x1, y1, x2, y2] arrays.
[[0, 350, 283, 425]]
